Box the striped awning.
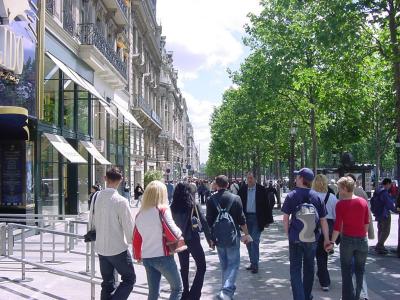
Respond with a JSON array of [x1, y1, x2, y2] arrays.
[[0, 106, 29, 140]]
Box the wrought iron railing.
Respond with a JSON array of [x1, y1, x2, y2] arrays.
[[46, 0, 55, 15], [136, 95, 162, 127], [63, 8, 75, 36], [78, 23, 127, 79], [116, 0, 129, 19]]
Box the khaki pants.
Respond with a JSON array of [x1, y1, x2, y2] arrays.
[[376, 214, 391, 249]]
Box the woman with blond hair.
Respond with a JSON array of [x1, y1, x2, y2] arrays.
[[133, 180, 183, 300], [312, 174, 338, 292]]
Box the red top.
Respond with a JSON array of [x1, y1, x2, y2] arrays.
[[334, 197, 369, 238]]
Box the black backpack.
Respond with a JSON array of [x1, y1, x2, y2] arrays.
[[211, 197, 238, 247]]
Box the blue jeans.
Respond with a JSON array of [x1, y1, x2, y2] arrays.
[[245, 213, 262, 268], [216, 237, 240, 298], [340, 235, 368, 300], [143, 255, 183, 300], [98, 250, 136, 300], [289, 241, 317, 300]]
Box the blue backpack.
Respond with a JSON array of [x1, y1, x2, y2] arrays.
[[292, 196, 320, 243], [211, 197, 238, 247]]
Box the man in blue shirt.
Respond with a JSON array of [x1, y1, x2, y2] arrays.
[[238, 172, 273, 274], [282, 168, 330, 300], [166, 181, 174, 205], [374, 178, 397, 254]]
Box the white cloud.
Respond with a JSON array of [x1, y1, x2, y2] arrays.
[[157, 0, 261, 75], [183, 91, 219, 163]]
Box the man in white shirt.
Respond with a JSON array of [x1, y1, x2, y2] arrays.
[[89, 167, 135, 300]]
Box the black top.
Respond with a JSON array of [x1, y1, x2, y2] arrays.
[[238, 183, 274, 231], [206, 189, 246, 231], [172, 202, 211, 242]]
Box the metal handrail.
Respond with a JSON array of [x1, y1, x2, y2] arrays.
[[4, 223, 98, 300]]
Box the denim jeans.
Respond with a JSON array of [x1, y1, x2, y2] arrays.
[[340, 235, 368, 300], [143, 255, 183, 300], [178, 235, 206, 300], [245, 213, 262, 268], [216, 237, 240, 298], [98, 250, 136, 300], [289, 241, 317, 300]]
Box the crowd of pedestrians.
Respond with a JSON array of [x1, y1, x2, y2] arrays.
[[88, 166, 400, 300]]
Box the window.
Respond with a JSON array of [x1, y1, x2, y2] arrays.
[[77, 87, 89, 134], [43, 55, 60, 125], [63, 80, 75, 131]]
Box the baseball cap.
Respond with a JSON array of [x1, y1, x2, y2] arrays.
[[294, 168, 314, 182]]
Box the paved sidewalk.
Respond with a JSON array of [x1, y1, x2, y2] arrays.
[[0, 207, 399, 299]]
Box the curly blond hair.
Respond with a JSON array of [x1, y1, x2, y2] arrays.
[[312, 174, 328, 193]]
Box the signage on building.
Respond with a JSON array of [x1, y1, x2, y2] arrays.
[[0, 0, 37, 115]]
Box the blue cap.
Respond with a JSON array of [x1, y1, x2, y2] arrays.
[[294, 168, 314, 182]]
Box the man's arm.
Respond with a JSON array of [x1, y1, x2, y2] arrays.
[[384, 193, 397, 213], [320, 217, 330, 245], [283, 213, 290, 235], [119, 200, 134, 244]]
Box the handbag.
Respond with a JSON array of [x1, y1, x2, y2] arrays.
[[191, 203, 203, 233], [158, 208, 187, 254], [84, 192, 99, 243]]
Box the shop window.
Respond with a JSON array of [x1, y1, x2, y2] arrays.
[[63, 88, 75, 131], [77, 87, 89, 135], [78, 143, 89, 212], [40, 135, 59, 216], [43, 56, 60, 125]]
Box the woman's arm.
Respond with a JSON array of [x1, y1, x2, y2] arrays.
[[197, 203, 212, 241]]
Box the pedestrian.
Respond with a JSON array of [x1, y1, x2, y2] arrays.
[[123, 181, 131, 202], [371, 178, 397, 254], [238, 172, 274, 273], [276, 180, 282, 208], [189, 179, 197, 201], [266, 180, 279, 210], [281, 168, 330, 300], [134, 183, 144, 207], [88, 184, 100, 210], [328, 176, 370, 300], [166, 180, 174, 205], [197, 180, 206, 204], [170, 182, 212, 300], [206, 175, 252, 300], [88, 167, 136, 300], [230, 180, 240, 195], [347, 173, 374, 300], [312, 174, 338, 292], [133, 180, 183, 300], [328, 179, 338, 196]]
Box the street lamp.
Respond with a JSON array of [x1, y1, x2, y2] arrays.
[[289, 124, 297, 190]]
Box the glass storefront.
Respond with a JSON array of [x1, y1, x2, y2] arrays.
[[43, 55, 60, 125], [78, 143, 89, 212], [40, 135, 59, 216]]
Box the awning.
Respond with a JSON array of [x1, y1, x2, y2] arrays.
[[44, 133, 87, 163], [112, 93, 142, 129], [0, 106, 29, 140], [112, 100, 143, 129], [80, 141, 111, 165], [45, 52, 115, 117]]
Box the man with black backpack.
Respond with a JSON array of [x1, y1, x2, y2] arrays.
[[282, 168, 330, 300], [371, 178, 397, 254], [206, 175, 252, 300]]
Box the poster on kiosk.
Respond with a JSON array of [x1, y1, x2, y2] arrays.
[[0, 0, 37, 215]]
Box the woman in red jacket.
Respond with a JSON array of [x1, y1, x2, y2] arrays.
[[329, 176, 369, 300]]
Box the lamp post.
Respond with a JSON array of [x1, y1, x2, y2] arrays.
[[289, 124, 297, 190]]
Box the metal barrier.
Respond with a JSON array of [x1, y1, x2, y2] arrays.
[[3, 222, 99, 300]]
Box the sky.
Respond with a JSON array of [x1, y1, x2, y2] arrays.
[[157, 0, 262, 163]]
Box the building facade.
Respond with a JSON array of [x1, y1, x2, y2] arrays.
[[0, 0, 198, 218]]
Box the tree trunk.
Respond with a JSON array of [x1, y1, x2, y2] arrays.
[[388, 0, 400, 181], [301, 140, 305, 168], [310, 106, 318, 174]]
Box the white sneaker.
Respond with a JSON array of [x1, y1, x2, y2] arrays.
[[321, 286, 329, 292], [217, 291, 232, 300]]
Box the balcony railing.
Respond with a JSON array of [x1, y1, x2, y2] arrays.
[[117, 0, 129, 19], [137, 95, 162, 127], [46, 0, 54, 15], [63, 9, 75, 36], [78, 23, 127, 79]]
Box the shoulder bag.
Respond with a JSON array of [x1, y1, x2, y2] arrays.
[[84, 192, 99, 243], [158, 208, 187, 254]]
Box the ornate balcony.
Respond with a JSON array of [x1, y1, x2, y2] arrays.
[[135, 95, 162, 128], [78, 23, 127, 79], [117, 0, 129, 19], [63, 9, 75, 36], [46, 0, 54, 15], [102, 0, 129, 25]]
